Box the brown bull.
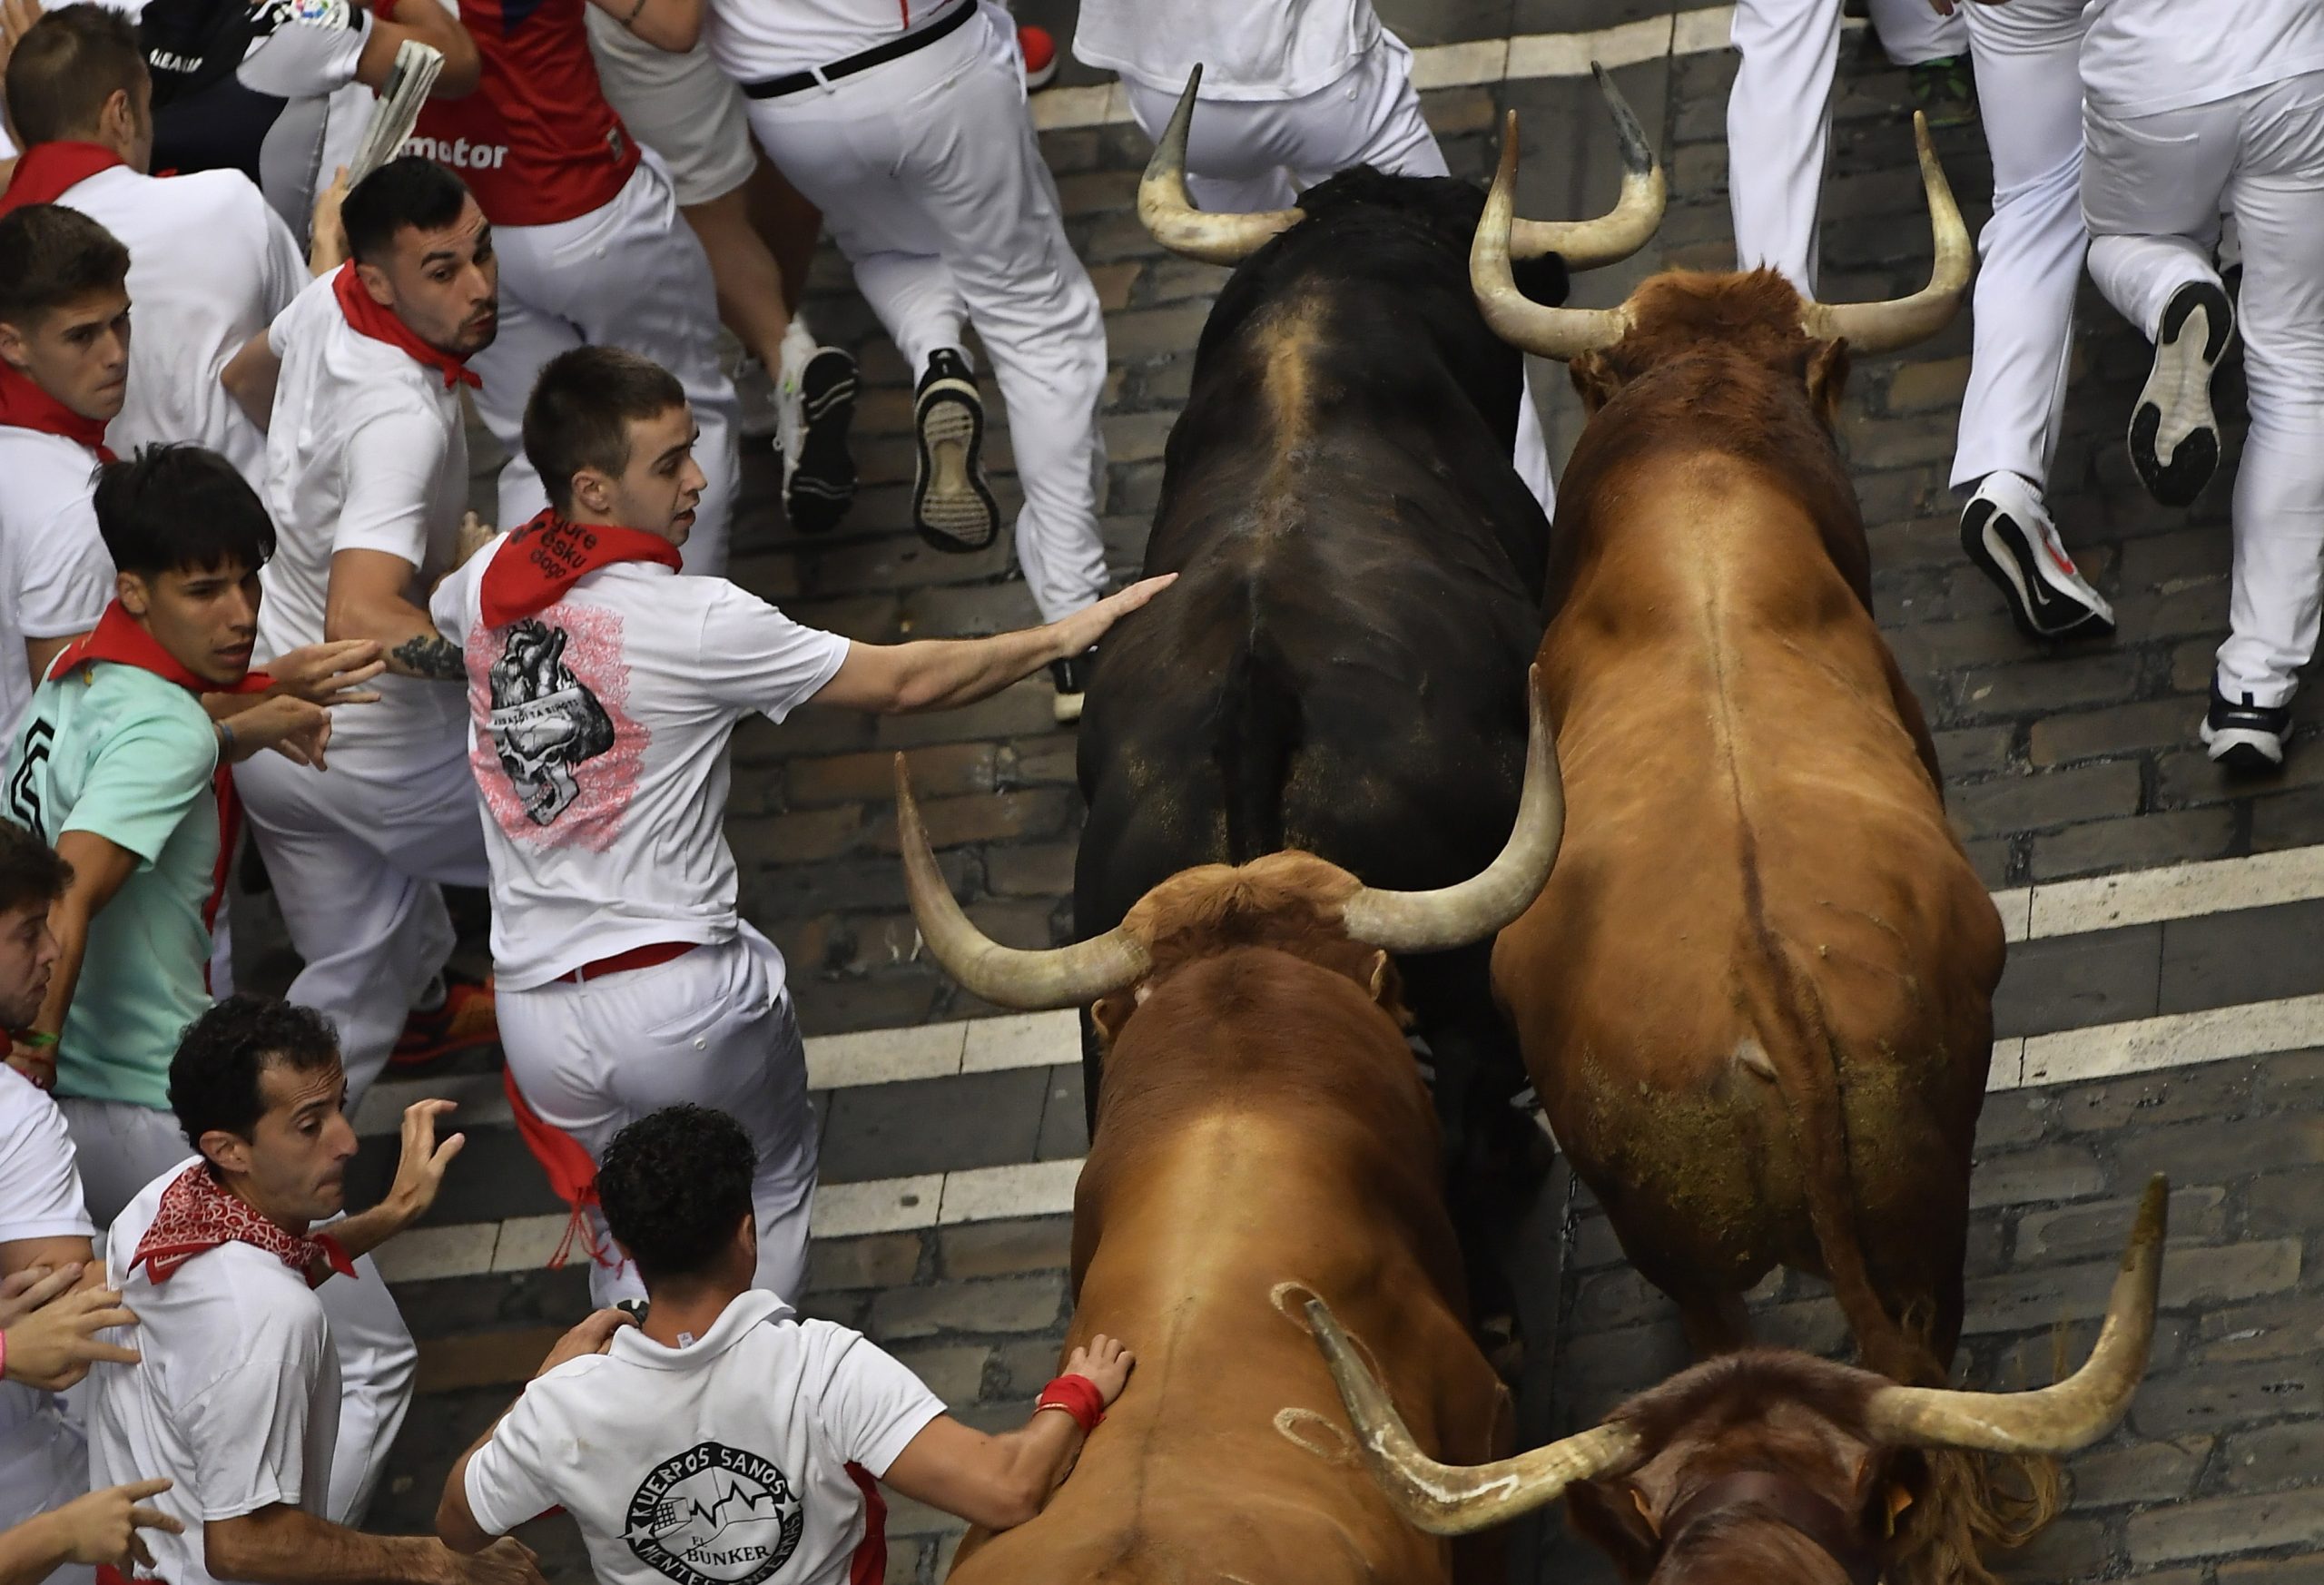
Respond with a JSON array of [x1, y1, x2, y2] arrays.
[[1308, 1179, 2166, 1585], [895, 684, 1566, 1585], [1476, 113, 1995, 1384]]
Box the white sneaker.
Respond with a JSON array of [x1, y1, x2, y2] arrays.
[[1959, 471, 2114, 642], [2131, 280, 2233, 507], [775, 319, 857, 536]]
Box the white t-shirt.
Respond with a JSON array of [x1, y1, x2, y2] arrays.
[[430, 539, 849, 989], [2081, 0, 2324, 116], [704, 0, 985, 88], [52, 166, 306, 489], [0, 1068, 96, 1538], [464, 1290, 945, 1585], [88, 1162, 341, 1585], [1072, 0, 1381, 99], [257, 271, 470, 764], [0, 428, 115, 735]]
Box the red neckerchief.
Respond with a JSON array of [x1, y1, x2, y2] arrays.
[[0, 363, 115, 463], [129, 1160, 354, 1287], [0, 141, 124, 217], [330, 261, 480, 391], [49, 603, 274, 936], [478, 508, 684, 627]]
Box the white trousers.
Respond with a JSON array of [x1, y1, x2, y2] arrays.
[[497, 927, 817, 1309], [1118, 34, 1557, 517], [235, 735, 489, 1104], [469, 158, 742, 577], [741, 0, 1108, 622], [1950, 0, 2087, 494], [2083, 73, 2324, 704], [58, 1107, 415, 1527], [1728, 0, 1969, 292]]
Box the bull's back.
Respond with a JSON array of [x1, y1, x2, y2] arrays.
[[1495, 452, 2001, 1284]]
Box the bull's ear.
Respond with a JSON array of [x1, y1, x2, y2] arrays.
[[1850, 1447, 1928, 1541], [1805, 337, 1851, 428], [1566, 1480, 1662, 1582], [1366, 950, 1395, 1005], [1090, 992, 1133, 1046], [1569, 350, 1622, 414]]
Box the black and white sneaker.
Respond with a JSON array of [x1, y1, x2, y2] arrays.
[[2130, 280, 2234, 507], [2202, 683, 2290, 773], [913, 349, 1000, 553], [780, 345, 858, 536], [1049, 647, 1093, 724], [1959, 471, 2114, 641]]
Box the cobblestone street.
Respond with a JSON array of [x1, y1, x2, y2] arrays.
[[277, 5, 2324, 1580]]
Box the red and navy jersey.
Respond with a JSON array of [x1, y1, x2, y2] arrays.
[[402, 0, 639, 227]]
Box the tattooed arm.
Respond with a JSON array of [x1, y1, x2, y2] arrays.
[[328, 549, 467, 680]]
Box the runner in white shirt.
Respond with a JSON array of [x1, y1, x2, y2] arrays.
[[437, 1106, 1133, 1585], [0, 205, 122, 733], [1071, 0, 1560, 521], [656, 0, 1117, 720], [89, 994, 545, 1585], [2, 4, 321, 488], [430, 346, 1171, 1307], [2078, 0, 2324, 770], [219, 155, 502, 1105]]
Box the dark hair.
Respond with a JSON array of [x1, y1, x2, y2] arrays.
[[597, 1106, 757, 1285], [170, 994, 341, 1157], [0, 204, 130, 326], [95, 445, 275, 578], [522, 347, 687, 515], [0, 823, 71, 917], [340, 155, 471, 267], [2, 4, 145, 150]]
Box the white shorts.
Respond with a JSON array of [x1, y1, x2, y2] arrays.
[[585, 5, 758, 208]]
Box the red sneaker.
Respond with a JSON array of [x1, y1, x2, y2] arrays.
[[390, 979, 499, 1068], [1018, 24, 1057, 89]]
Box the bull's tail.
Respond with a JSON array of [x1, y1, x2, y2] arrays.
[[1214, 636, 1302, 864], [1740, 914, 2062, 1585]]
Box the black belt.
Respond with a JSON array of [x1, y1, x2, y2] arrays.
[[742, 0, 976, 99]]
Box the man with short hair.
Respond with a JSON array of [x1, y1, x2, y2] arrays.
[[222, 155, 503, 1104], [438, 1105, 1133, 1584], [431, 345, 1169, 1306], [0, 203, 122, 731], [0, 5, 319, 490], [91, 994, 547, 1585], [1, 444, 410, 1527]]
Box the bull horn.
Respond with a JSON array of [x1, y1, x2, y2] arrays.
[[1338, 666, 1564, 954], [895, 756, 1150, 1009], [1866, 1175, 2169, 1454], [1472, 112, 1633, 360], [1798, 111, 1973, 355], [1308, 1297, 1641, 1533], [1508, 64, 1668, 270], [1137, 65, 1305, 265]]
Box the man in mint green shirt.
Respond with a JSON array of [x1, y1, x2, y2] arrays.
[[0, 443, 366, 1221]]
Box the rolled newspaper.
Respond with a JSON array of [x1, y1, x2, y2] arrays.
[[346, 39, 446, 187]]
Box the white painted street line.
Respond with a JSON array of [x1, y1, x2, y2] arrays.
[[2025, 844, 2324, 940], [1029, 7, 1754, 132]]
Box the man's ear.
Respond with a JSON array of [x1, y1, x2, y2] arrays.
[[0, 319, 31, 376], [355, 260, 396, 309], [571, 467, 615, 517], [198, 1129, 253, 1179], [116, 569, 153, 616]]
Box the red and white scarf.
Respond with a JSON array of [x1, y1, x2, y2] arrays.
[[0, 140, 123, 218], [331, 261, 480, 391], [129, 1160, 353, 1287], [48, 603, 273, 934], [478, 507, 683, 627]]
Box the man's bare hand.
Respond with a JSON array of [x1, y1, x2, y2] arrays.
[[1049, 574, 1176, 662], [2, 1284, 139, 1390], [4, 1043, 54, 1091], [0, 0, 44, 64], [0, 1263, 78, 1330], [310, 164, 351, 275], [536, 1308, 635, 1378], [229, 695, 334, 770], [267, 639, 387, 707], [44, 1477, 182, 1570], [448, 1536, 547, 1585], [453, 511, 497, 570], [381, 1098, 466, 1229], [1062, 1334, 1135, 1405]]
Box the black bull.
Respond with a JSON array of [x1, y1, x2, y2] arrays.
[[1072, 168, 1571, 1165]]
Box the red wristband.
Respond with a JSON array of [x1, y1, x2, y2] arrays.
[[1035, 1373, 1105, 1433]]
